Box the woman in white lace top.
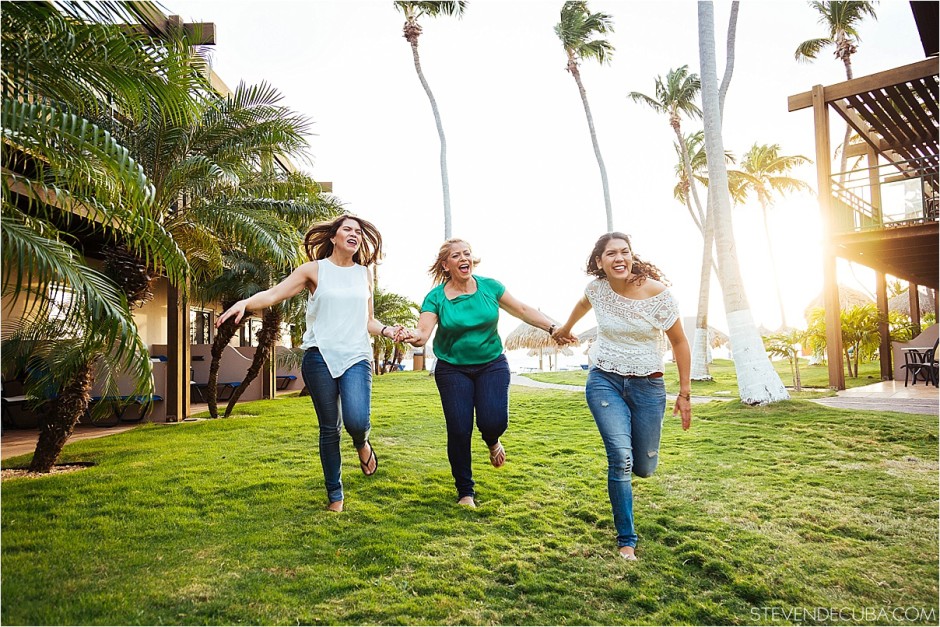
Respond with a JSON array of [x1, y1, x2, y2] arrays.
[[554, 232, 692, 561]]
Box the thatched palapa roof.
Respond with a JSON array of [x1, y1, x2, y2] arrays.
[[504, 320, 577, 351], [803, 286, 874, 318], [888, 288, 936, 316]]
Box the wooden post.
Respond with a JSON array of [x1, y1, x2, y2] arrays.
[[262, 344, 275, 400], [909, 283, 922, 336], [875, 272, 892, 380], [166, 282, 191, 421], [812, 85, 845, 390], [868, 146, 892, 381]]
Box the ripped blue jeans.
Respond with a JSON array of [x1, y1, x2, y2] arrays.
[[585, 367, 666, 548]]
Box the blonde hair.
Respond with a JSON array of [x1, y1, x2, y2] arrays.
[[304, 214, 382, 266], [427, 238, 480, 285]]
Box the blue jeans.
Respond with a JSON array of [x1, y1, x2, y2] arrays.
[[585, 367, 666, 548], [301, 348, 372, 503], [434, 355, 510, 500]]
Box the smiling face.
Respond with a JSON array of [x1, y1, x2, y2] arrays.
[[596, 238, 633, 280], [330, 218, 363, 256], [442, 241, 474, 280]]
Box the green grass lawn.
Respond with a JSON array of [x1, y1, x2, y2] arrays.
[[2, 372, 937, 625], [523, 359, 886, 399]]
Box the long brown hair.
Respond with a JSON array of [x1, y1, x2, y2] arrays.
[[585, 232, 668, 286], [304, 214, 383, 266], [427, 238, 481, 285]]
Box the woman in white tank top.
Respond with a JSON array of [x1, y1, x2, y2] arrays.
[[217, 215, 403, 512]]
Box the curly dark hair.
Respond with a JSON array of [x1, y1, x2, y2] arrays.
[[303, 214, 382, 266], [585, 232, 669, 286]]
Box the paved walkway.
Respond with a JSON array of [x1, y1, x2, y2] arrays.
[[510, 373, 724, 404], [810, 380, 938, 415]]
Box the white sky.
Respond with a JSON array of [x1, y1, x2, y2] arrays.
[[168, 0, 925, 338]]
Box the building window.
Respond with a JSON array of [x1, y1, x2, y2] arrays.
[[190, 309, 212, 345], [47, 284, 82, 337], [240, 317, 263, 347]]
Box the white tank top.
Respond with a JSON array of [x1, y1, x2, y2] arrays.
[[300, 259, 372, 377]]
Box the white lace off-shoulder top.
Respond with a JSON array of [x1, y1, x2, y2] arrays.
[[585, 278, 680, 377]]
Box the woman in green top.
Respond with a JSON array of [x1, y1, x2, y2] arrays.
[[403, 239, 565, 507]]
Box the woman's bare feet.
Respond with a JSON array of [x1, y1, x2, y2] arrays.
[[457, 496, 476, 508], [327, 500, 344, 513], [618, 546, 637, 561], [488, 441, 506, 468]]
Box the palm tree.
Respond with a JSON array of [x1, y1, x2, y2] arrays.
[[372, 287, 419, 374], [698, 1, 788, 404], [555, 1, 615, 232], [394, 1, 466, 239], [735, 143, 812, 329], [1, 2, 194, 471], [671, 131, 740, 381], [764, 328, 808, 391], [630, 66, 705, 232], [795, 1, 877, 175], [101, 81, 317, 303]]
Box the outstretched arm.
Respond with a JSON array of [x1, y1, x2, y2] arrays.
[[498, 290, 563, 338], [665, 319, 692, 430], [365, 267, 404, 340], [216, 261, 317, 327], [553, 294, 591, 343]]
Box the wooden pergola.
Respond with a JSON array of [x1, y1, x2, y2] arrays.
[[788, 57, 939, 389]]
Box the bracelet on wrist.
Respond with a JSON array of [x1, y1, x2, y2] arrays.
[[548, 324, 557, 336], [380, 325, 388, 338], [677, 392, 691, 400]]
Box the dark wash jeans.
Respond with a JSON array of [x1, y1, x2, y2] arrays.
[[301, 348, 372, 503], [433, 354, 510, 500]]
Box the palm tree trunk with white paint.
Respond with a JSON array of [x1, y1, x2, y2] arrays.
[[409, 39, 452, 239], [570, 62, 613, 232], [691, 197, 716, 380], [698, 1, 788, 404]]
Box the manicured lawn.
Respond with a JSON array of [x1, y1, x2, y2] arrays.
[[2, 372, 937, 625], [523, 359, 886, 399]]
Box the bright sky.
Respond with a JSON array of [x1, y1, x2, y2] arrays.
[[169, 0, 924, 339]]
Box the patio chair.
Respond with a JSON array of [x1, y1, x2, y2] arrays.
[[902, 339, 939, 387], [276, 374, 297, 390]]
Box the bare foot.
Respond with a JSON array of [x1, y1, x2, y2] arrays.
[[618, 546, 637, 561], [488, 441, 506, 468], [327, 500, 344, 513], [457, 496, 476, 508]]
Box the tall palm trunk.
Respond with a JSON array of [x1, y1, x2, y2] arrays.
[[675, 124, 706, 230], [568, 60, 613, 232], [690, 1, 737, 381], [691, 200, 716, 380], [837, 38, 854, 179], [207, 300, 245, 418], [758, 195, 787, 328], [29, 362, 95, 473], [224, 308, 281, 417], [698, 1, 788, 404], [404, 20, 452, 239]]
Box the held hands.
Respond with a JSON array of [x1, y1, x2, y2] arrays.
[[380, 324, 405, 341], [673, 395, 692, 431], [395, 327, 421, 345], [551, 326, 578, 346]]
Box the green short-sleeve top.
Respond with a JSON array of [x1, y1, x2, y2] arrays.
[[421, 275, 506, 365]]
